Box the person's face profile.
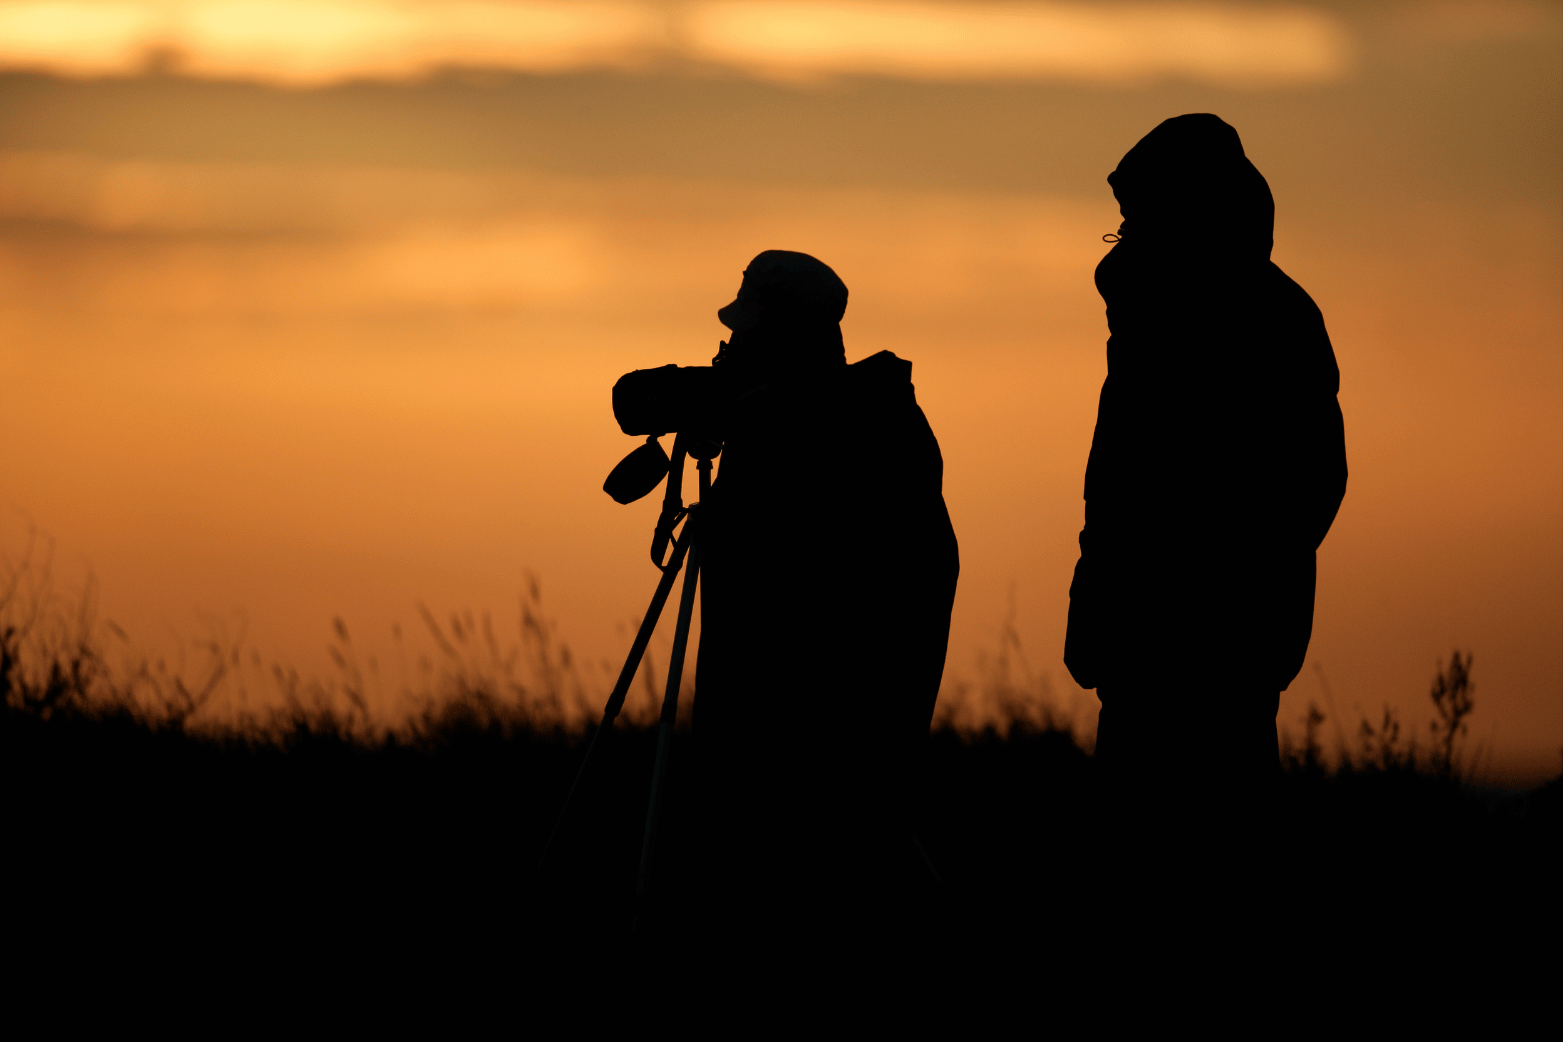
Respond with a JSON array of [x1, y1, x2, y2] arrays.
[[715, 325, 763, 371]]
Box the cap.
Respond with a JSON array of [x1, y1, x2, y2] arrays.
[[717, 250, 848, 332]]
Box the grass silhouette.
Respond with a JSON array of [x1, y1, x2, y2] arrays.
[[3, 536, 1557, 980]]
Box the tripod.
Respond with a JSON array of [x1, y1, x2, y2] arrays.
[[538, 432, 715, 898]]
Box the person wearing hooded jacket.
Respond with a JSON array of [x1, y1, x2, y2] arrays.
[[613, 250, 959, 913], [1065, 115, 1347, 804]]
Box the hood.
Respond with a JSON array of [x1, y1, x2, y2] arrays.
[[1107, 113, 1274, 262]]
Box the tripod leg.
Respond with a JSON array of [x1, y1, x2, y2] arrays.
[[535, 521, 694, 873], [635, 522, 701, 900]]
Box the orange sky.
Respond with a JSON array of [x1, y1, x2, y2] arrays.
[[1, 0, 1559, 783]]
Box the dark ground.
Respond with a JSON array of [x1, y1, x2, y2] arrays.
[[6, 693, 1556, 1005]]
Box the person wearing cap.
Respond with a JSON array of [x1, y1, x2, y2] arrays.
[[1065, 115, 1347, 818], [614, 250, 959, 911]]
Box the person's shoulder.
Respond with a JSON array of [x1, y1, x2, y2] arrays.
[[1262, 263, 1340, 390], [1264, 263, 1325, 320], [843, 350, 942, 444], [847, 350, 914, 392], [842, 352, 944, 467]]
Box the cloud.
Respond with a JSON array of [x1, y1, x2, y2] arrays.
[[0, 0, 1355, 88], [0, 148, 1114, 314], [0, 1, 668, 83], [681, 2, 1355, 86], [1387, 0, 1561, 45]]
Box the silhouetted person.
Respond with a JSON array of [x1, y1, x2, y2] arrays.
[[1064, 115, 1347, 828], [616, 251, 958, 920]]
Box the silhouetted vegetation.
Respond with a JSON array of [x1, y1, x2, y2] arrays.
[[4, 544, 1556, 969]]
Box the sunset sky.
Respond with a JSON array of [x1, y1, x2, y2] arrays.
[[1, 0, 1558, 783]]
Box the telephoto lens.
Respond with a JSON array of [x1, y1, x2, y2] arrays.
[[611, 364, 717, 436]]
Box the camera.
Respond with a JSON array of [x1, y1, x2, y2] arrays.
[[602, 364, 724, 506], [611, 364, 717, 439]]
